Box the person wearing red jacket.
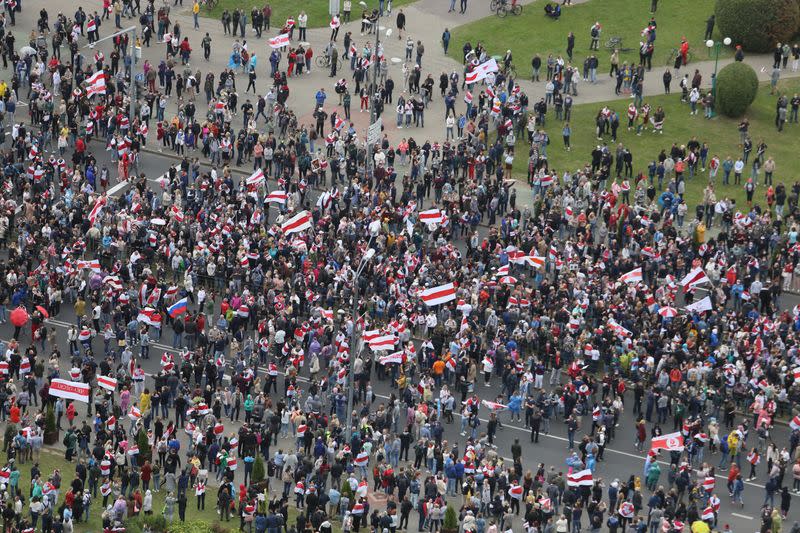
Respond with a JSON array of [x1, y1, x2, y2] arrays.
[[180, 38, 192, 65]]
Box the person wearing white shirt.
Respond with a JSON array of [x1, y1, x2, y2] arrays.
[[297, 12, 308, 41]]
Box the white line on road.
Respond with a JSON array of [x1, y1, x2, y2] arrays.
[[38, 317, 787, 496], [731, 513, 754, 520]]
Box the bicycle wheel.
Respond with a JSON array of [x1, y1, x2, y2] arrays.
[[508, 65, 517, 78], [512, 4, 521, 15], [496, 5, 508, 17], [207, 0, 218, 9], [315, 56, 327, 68], [337, 58, 343, 71], [665, 52, 676, 66], [490, 0, 498, 10]]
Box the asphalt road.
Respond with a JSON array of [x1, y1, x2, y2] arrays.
[[4, 136, 799, 530]]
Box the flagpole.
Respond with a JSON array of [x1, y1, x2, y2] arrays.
[[84, 26, 138, 134], [344, 242, 375, 438]]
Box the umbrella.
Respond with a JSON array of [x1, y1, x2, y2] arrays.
[[150, 218, 167, 226], [10, 307, 29, 327], [390, 57, 402, 64], [658, 307, 678, 318], [499, 276, 518, 285], [35, 306, 49, 319], [19, 46, 36, 58], [89, 273, 103, 291]]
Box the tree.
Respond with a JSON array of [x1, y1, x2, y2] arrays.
[[136, 427, 152, 461], [251, 456, 265, 485], [43, 404, 58, 445], [442, 504, 459, 533], [716, 62, 759, 117], [715, 0, 800, 53]]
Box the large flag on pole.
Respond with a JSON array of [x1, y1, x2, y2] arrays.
[[465, 58, 499, 84], [680, 267, 710, 292], [420, 282, 457, 306], [281, 211, 312, 235]]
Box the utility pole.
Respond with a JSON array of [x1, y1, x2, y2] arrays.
[[85, 26, 138, 126]]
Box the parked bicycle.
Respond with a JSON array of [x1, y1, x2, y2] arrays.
[[495, 0, 522, 17]]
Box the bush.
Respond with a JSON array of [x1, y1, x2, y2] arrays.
[[167, 521, 214, 533], [251, 456, 265, 485], [715, 0, 800, 53], [45, 406, 55, 433], [716, 62, 759, 117], [443, 505, 459, 531], [140, 515, 168, 533], [136, 428, 151, 460]]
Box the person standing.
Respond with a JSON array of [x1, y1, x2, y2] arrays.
[[396, 9, 405, 39], [192, 0, 200, 29], [297, 11, 307, 42], [704, 15, 715, 40], [566, 32, 575, 61]]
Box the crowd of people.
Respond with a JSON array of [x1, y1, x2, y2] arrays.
[[0, 1, 799, 533]]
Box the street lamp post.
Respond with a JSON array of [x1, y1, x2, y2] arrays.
[[359, 1, 391, 182], [344, 246, 375, 438], [86, 26, 139, 128], [705, 36, 732, 118]]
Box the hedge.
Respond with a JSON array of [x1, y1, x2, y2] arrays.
[[714, 0, 800, 53]]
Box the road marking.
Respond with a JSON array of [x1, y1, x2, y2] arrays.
[[37, 317, 788, 497], [106, 163, 180, 196], [731, 513, 754, 520]]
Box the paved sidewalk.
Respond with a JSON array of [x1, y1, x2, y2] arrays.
[[10, 0, 800, 210]]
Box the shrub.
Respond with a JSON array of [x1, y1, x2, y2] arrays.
[[251, 456, 265, 485], [715, 62, 759, 117], [136, 428, 152, 460], [45, 406, 55, 433], [167, 521, 214, 533], [141, 514, 168, 533], [443, 505, 459, 531], [715, 0, 800, 53]]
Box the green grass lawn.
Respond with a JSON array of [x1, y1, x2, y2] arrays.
[[449, 0, 722, 69], [511, 77, 800, 211], [14, 448, 347, 533], [203, 0, 413, 29], [14, 450, 219, 533]]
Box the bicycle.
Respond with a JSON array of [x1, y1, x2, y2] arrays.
[[604, 36, 633, 53], [501, 63, 518, 79], [495, 1, 522, 17], [490, 0, 499, 10], [203, 0, 218, 10], [315, 54, 343, 70], [666, 47, 694, 66]]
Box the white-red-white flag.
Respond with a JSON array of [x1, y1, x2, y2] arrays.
[[281, 210, 312, 235], [420, 282, 457, 306]]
